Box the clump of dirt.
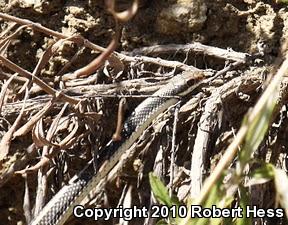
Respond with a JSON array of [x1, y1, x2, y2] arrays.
[[155, 0, 207, 34]]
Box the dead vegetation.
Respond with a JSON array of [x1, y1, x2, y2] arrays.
[[1, 1, 288, 225]]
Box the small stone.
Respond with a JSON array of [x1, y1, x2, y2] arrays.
[[156, 0, 207, 35]]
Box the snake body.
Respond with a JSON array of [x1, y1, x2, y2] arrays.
[[30, 71, 204, 225]]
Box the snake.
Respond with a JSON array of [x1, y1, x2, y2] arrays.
[[30, 71, 208, 225]]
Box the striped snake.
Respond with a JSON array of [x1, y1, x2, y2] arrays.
[[30, 71, 208, 225]]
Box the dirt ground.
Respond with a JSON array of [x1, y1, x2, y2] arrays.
[[1, 0, 288, 225]]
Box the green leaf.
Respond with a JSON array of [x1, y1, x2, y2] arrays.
[[189, 178, 226, 225], [247, 163, 275, 186], [239, 88, 278, 172], [203, 178, 223, 208], [236, 185, 252, 225], [222, 216, 233, 225], [276, 0, 288, 3], [149, 173, 179, 207], [156, 219, 168, 225]]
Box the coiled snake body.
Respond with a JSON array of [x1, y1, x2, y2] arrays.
[[30, 71, 205, 225]]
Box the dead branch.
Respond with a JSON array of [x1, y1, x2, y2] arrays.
[[0, 73, 19, 114], [190, 73, 264, 198], [22, 173, 32, 224], [123, 55, 203, 72], [0, 54, 79, 105], [124, 43, 249, 63], [0, 12, 101, 51], [169, 102, 180, 196], [0, 88, 28, 161], [1, 76, 172, 115]]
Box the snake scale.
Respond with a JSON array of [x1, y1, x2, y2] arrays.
[[30, 71, 206, 225]]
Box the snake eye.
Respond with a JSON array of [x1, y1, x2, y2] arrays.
[[185, 72, 204, 87]]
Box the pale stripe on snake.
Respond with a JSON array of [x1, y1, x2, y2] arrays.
[[30, 71, 206, 225]]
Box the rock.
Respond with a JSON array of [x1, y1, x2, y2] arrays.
[[19, 0, 63, 14], [156, 0, 207, 35]]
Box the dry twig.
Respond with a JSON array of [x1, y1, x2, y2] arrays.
[[0, 88, 28, 161], [124, 43, 249, 63]]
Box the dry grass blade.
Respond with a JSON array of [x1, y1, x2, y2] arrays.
[[50, 36, 96, 81], [46, 103, 68, 142], [274, 169, 288, 217], [32, 41, 57, 76], [179, 57, 288, 224], [0, 69, 27, 83], [0, 24, 28, 48], [62, 0, 139, 79], [16, 106, 70, 173], [119, 185, 133, 225], [58, 117, 79, 148], [112, 98, 127, 141], [62, 15, 120, 79], [0, 54, 79, 105], [44, 103, 79, 149], [34, 152, 49, 215], [82, 111, 102, 121], [22, 173, 32, 224], [15, 156, 50, 175], [32, 118, 56, 147], [203, 60, 286, 197], [127, 43, 248, 63], [0, 73, 18, 114], [178, 56, 288, 225], [0, 22, 17, 38], [14, 105, 69, 175], [13, 100, 53, 137], [133, 55, 201, 72], [169, 102, 180, 196], [0, 12, 105, 53], [0, 13, 124, 83], [0, 88, 29, 161]]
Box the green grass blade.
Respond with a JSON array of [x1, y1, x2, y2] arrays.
[[149, 172, 180, 207]]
